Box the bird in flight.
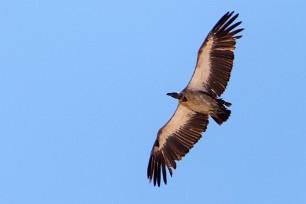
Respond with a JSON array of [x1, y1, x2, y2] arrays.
[[147, 11, 243, 186]]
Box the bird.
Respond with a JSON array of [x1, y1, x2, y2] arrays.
[[147, 11, 244, 187]]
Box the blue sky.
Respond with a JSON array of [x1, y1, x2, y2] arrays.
[[1, 1, 306, 203]]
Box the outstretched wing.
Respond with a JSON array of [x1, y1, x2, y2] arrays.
[[186, 11, 243, 97], [147, 105, 209, 186]]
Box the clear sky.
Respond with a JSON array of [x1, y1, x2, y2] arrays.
[[1, 1, 306, 203]]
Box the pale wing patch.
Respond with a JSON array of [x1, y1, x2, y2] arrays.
[[157, 105, 194, 150], [186, 36, 214, 91]]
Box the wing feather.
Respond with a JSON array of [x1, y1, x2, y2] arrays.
[[147, 105, 209, 186], [186, 11, 244, 97]]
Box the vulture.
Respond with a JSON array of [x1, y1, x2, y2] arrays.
[[147, 11, 243, 186]]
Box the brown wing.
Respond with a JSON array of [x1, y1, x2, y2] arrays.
[[186, 11, 243, 97], [147, 105, 209, 186]]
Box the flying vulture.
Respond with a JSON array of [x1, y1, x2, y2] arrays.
[[147, 11, 243, 186]]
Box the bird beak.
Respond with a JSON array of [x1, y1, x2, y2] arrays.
[[167, 93, 175, 97], [167, 92, 180, 99]]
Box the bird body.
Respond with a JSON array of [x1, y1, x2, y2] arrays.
[[147, 11, 243, 186], [169, 90, 231, 125], [180, 90, 219, 114], [168, 90, 218, 113]]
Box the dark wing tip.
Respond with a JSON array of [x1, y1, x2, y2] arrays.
[[211, 11, 233, 31], [234, 35, 243, 39], [147, 151, 171, 187], [210, 11, 244, 38]]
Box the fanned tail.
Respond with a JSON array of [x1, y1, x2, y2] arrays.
[[211, 99, 231, 125]]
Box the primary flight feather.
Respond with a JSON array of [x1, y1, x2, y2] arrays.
[[147, 11, 244, 186]]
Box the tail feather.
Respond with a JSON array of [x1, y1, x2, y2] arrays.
[[211, 99, 231, 125], [218, 98, 232, 107], [211, 109, 231, 125]]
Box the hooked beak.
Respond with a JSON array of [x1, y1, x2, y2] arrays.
[[167, 92, 180, 99]]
